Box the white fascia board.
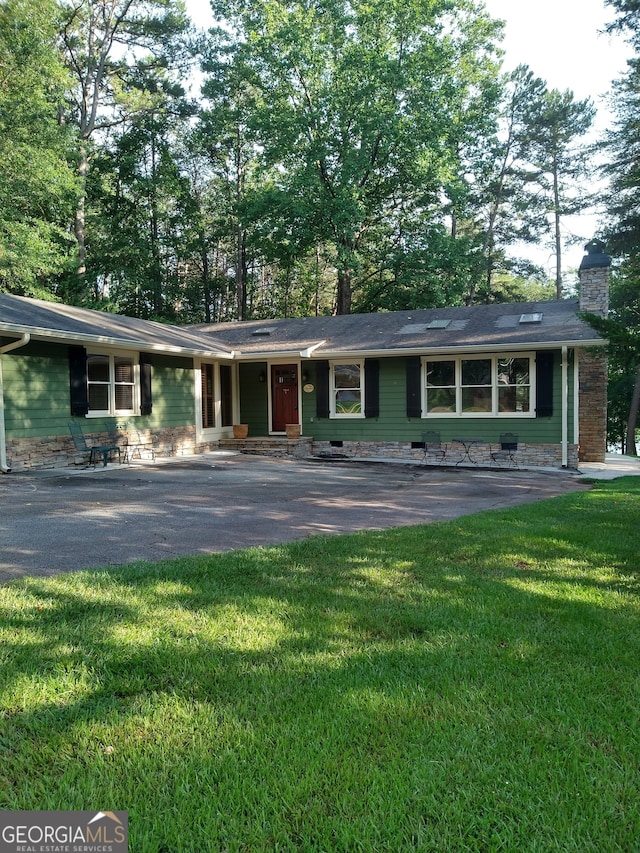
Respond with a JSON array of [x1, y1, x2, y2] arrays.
[[232, 349, 302, 360], [300, 341, 327, 357], [230, 341, 327, 361], [301, 339, 607, 359], [0, 323, 235, 359]]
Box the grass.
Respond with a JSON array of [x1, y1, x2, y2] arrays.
[[1, 478, 639, 852]]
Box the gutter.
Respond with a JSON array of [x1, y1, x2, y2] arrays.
[[561, 346, 568, 468], [0, 322, 235, 360], [219, 339, 608, 362], [0, 334, 31, 473]]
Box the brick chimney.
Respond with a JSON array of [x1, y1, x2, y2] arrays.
[[578, 238, 610, 316], [577, 239, 611, 463]]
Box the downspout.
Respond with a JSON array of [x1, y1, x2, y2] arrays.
[[0, 334, 31, 473], [561, 345, 568, 468], [573, 349, 580, 453]]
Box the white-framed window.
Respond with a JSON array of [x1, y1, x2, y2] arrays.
[[87, 351, 137, 416], [424, 354, 534, 417], [331, 361, 364, 417], [196, 360, 235, 436]]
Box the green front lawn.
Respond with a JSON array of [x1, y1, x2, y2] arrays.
[[1, 479, 639, 852]]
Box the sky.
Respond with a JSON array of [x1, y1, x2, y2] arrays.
[[185, 0, 632, 274], [482, 0, 630, 131]]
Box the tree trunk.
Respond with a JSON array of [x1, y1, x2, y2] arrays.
[[625, 362, 640, 456], [236, 224, 246, 320], [336, 267, 352, 315], [553, 154, 562, 299], [200, 232, 211, 323], [149, 132, 162, 316], [75, 144, 89, 278]]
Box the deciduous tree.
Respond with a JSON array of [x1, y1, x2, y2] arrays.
[[58, 0, 192, 295], [205, 0, 503, 314], [0, 0, 78, 296]]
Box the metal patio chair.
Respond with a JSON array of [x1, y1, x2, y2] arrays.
[[490, 432, 519, 468], [68, 421, 122, 467], [123, 426, 156, 462], [421, 430, 447, 465]]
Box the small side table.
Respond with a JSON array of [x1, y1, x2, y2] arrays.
[[451, 437, 485, 466]]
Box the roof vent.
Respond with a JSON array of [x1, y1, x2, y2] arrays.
[[519, 313, 543, 324], [251, 327, 276, 337]]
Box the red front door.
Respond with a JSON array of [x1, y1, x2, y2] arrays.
[[271, 364, 299, 432]]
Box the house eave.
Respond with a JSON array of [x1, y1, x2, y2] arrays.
[[232, 347, 324, 361], [293, 338, 608, 360], [0, 323, 235, 360]]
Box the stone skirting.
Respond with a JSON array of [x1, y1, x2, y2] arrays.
[[310, 439, 578, 469], [219, 436, 313, 459], [3, 429, 578, 472], [4, 425, 213, 472]]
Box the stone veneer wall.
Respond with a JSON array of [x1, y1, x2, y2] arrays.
[[4, 432, 579, 472], [218, 437, 313, 459], [4, 425, 215, 472], [311, 440, 578, 469]]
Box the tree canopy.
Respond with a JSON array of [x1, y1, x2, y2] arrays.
[[0, 0, 78, 296], [0, 0, 601, 320]]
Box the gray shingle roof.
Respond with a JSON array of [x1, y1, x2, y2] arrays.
[[0, 293, 233, 357], [192, 299, 605, 357], [1, 294, 605, 359]]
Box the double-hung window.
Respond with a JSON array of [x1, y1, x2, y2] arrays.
[[425, 354, 533, 417], [331, 362, 364, 417], [87, 352, 137, 416]]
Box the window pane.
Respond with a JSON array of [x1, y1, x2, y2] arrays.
[[334, 364, 360, 389], [114, 357, 134, 383], [426, 388, 456, 413], [497, 357, 529, 386], [336, 390, 361, 414], [427, 361, 455, 387], [87, 355, 109, 382], [462, 387, 491, 412], [220, 364, 233, 427], [115, 385, 133, 410], [201, 363, 215, 429], [462, 359, 491, 386], [499, 386, 530, 413], [88, 385, 109, 411]]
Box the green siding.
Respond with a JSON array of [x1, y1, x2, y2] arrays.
[[143, 354, 195, 430], [302, 352, 574, 445], [3, 343, 197, 439], [3, 342, 70, 438], [2, 341, 576, 447]]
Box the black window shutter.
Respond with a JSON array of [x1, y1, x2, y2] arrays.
[[69, 346, 88, 416], [364, 359, 379, 418], [406, 357, 422, 418], [315, 360, 330, 418], [536, 351, 554, 417], [140, 353, 153, 415]]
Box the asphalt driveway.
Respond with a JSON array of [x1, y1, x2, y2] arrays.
[[0, 452, 591, 583]]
